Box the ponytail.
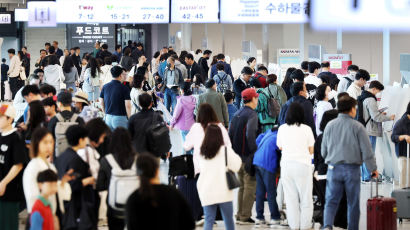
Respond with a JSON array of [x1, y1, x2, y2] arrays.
[[136, 154, 159, 207]]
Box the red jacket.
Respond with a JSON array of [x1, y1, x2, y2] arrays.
[[30, 196, 54, 230]]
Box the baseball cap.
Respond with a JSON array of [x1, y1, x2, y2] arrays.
[[0, 104, 16, 119], [241, 88, 259, 101], [57, 92, 72, 105]]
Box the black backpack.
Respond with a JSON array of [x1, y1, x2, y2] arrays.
[[264, 87, 281, 119], [146, 112, 171, 156], [356, 93, 374, 127]]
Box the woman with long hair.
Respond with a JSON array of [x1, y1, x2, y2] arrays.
[[97, 127, 137, 230], [23, 100, 47, 141], [23, 127, 72, 229], [184, 103, 232, 175], [62, 56, 79, 93], [82, 57, 101, 102], [126, 154, 195, 230], [276, 102, 315, 230], [197, 124, 242, 230], [281, 67, 296, 99]]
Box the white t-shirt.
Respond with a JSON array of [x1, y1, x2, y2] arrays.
[[346, 82, 362, 100], [305, 74, 322, 87], [277, 124, 315, 166], [315, 100, 333, 135]]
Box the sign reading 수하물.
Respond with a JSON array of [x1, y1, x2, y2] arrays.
[[220, 0, 308, 23], [66, 24, 115, 54]]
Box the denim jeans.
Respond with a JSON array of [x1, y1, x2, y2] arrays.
[[361, 136, 376, 181], [104, 114, 128, 130], [65, 82, 77, 95], [164, 87, 178, 114], [324, 164, 361, 230], [255, 166, 280, 221], [88, 86, 100, 102], [181, 130, 192, 155], [203, 202, 234, 230]]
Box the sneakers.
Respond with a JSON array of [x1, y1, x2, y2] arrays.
[[238, 218, 255, 225], [254, 219, 266, 227], [268, 219, 281, 227]]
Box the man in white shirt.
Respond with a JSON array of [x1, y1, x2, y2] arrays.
[[304, 61, 322, 87], [346, 69, 370, 100], [7, 49, 23, 99], [338, 65, 359, 93]]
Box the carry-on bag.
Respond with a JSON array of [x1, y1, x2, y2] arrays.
[[367, 178, 397, 230], [391, 144, 410, 224]]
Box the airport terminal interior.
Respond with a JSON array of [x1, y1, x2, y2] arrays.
[[0, 0, 410, 230]]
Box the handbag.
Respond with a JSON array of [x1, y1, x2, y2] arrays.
[[225, 146, 240, 190], [19, 66, 26, 81], [168, 154, 195, 179]]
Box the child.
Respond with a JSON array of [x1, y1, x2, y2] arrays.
[[224, 90, 237, 123], [30, 169, 59, 230], [0, 104, 28, 230]]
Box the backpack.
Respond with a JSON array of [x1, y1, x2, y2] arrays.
[[55, 113, 79, 157], [265, 87, 281, 119], [344, 76, 353, 91], [217, 73, 229, 93], [106, 154, 138, 212], [356, 93, 373, 127], [146, 112, 171, 156]]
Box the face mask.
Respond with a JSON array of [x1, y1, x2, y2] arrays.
[[166, 63, 171, 68]]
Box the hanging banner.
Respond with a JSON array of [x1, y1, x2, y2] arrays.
[[277, 49, 301, 83]]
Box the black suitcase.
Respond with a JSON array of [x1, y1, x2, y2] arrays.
[[176, 175, 203, 221], [391, 144, 410, 224]]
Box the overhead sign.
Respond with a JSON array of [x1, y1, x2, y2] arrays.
[[28, 1, 57, 27], [220, 0, 308, 23], [171, 0, 219, 23], [277, 49, 301, 83], [0, 14, 11, 24], [56, 0, 169, 24], [14, 9, 28, 22], [66, 24, 115, 54], [311, 0, 410, 31]]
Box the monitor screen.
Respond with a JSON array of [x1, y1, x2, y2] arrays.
[[171, 0, 219, 23], [311, 0, 410, 31], [220, 0, 308, 23], [14, 8, 28, 22], [56, 0, 170, 24]]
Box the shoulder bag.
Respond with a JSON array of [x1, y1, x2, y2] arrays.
[[225, 146, 240, 190]]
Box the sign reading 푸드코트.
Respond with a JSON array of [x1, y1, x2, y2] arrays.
[[56, 0, 169, 23], [66, 24, 115, 54], [220, 0, 308, 23]]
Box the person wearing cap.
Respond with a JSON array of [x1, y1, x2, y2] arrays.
[[228, 88, 259, 225], [47, 92, 85, 139], [194, 79, 229, 128], [100, 66, 131, 130], [278, 81, 316, 138], [233, 66, 252, 109], [73, 91, 99, 123], [0, 104, 29, 230]]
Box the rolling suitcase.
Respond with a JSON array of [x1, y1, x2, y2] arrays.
[[391, 144, 410, 224], [176, 176, 203, 221], [367, 179, 397, 230]]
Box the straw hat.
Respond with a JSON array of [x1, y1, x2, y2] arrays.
[[72, 91, 90, 105]]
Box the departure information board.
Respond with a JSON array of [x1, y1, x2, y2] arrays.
[[220, 0, 308, 23], [171, 0, 219, 23], [56, 0, 169, 24]]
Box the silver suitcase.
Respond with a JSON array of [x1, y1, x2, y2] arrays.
[[391, 144, 410, 224]]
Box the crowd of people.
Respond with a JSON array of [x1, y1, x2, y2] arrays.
[[0, 39, 409, 230]]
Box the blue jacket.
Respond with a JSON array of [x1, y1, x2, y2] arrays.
[[253, 129, 280, 173], [158, 61, 167, 78], [210, 61, 233, 82]]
